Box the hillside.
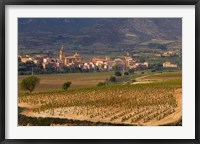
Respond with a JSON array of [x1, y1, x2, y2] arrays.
[[18, 18, 182, 55]]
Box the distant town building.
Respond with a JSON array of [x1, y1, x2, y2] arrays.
[[135, 62, 149, 69], [56, 61, 64, 68], [154, 54, 162, 57], [143, 62, 149, 67], [19, 45, 152, 72], [64, 53, 82, 66], [162, 51, 176, 57], [91, 57, 111, 70], [83, 62, 97, 70], [114, 58, 126, 68], [91, 57, 108, 64], [20, 55, 32, 63], [42, 63, 47, 69], [124, 56, 148, 69], [163, 61, 177, 68], [43, 57, 50, 64], [33, 59, 39, 64], [59, 46, 82, 66]]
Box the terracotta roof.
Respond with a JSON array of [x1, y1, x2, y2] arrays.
[[65, 56, 76, 59], [163, 61, 171, 64], [92, 57, 107, 62], [129, 60, 138, 63]]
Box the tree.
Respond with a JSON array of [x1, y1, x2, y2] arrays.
[[97, 82, 106, 86], [18, 62, 27, 72], [26, 61, 36, 71], [105, 78, 109, 85], [114, 71, 122, 77], [63, 82, 71, 90], [45, 63, 55, 74], [132, 79, 137, 83], [20, 76, 40, 93], [139, 57, 145, 63], [124, 71, 129, 75], [109, 76, 117, 82], [149, 63, 163, 71], [112, 65, 122, 72], [99, 63, 105, 70], [128, 68, 135, 74]]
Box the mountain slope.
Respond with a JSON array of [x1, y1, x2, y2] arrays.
[[18, 18, 182, 49]]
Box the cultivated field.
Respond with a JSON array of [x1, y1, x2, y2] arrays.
[[18, 72, 182, 126], [18, 72, 114, 93], [136, 72, 181, 82]]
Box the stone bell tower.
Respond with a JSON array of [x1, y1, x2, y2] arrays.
[[59, 45, 65, 61]]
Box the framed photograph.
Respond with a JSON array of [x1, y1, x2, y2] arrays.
[[0, 0, 199, 143]]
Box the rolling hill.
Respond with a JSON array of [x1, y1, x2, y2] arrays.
[[18, 18, 182, 53]]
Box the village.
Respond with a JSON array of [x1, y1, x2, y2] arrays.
[[18, 45, 178, 75]]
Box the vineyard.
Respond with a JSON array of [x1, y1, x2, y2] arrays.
[[18, 74, 182, 126]]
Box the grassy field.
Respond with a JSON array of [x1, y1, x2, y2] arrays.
[[18, 72, 114, 93], [136, 71, 182, 82], [18, 70, 180, 94], [18, 71, 182, 126]]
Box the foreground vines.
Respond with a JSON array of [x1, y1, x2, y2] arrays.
[[18, 79, 182, 126]]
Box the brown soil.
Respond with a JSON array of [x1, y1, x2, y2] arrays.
[[19, 88, 182, 126]]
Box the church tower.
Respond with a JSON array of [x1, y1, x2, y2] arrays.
[[59, 45, 65, 61]]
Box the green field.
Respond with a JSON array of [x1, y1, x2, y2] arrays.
[[136, 71, 182, 81]]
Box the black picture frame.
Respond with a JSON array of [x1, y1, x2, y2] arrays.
[[0, 0, 200, 143]]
